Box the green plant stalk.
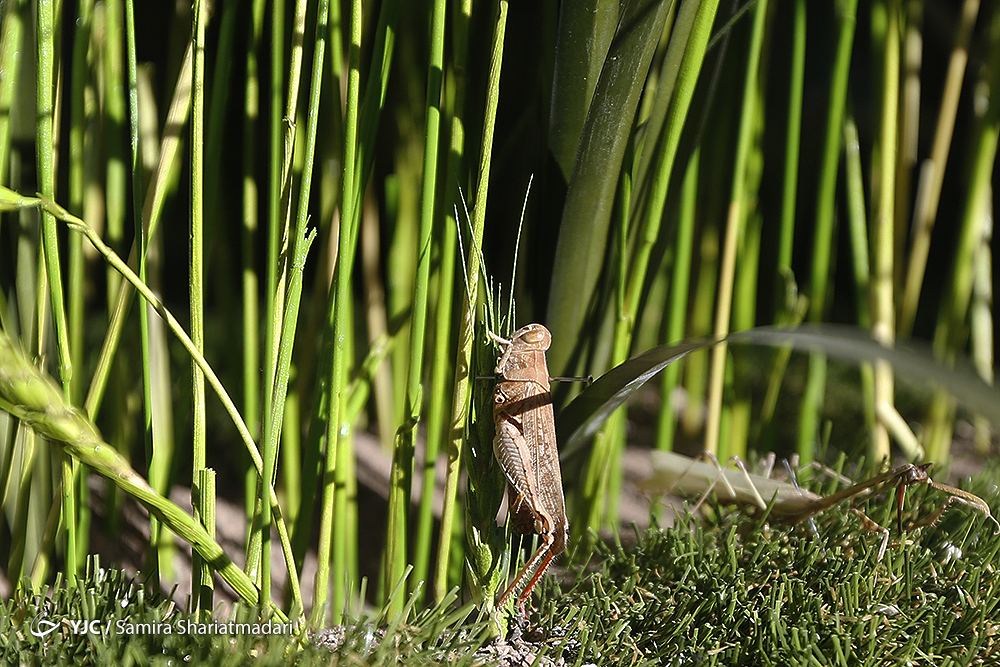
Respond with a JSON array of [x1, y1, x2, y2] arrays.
[[37, 0, 78, 582], [242, 0, 267, 523], [970, 224, 993, 454], [797, 0, 858, 462], [448, 0, 507, 629], [254, 0, 327, 612], [203, 0, 240, 254], [705, 0, 767, 457], [843, 115, 877, 435], [410, 0, 448, 603], [262, 0, 286, 474], [123, 0, 168, 584], [656, 148, 698, 452], [385, 177, 416, 439], [261, 0, 309, 436], [194, 467, 216, 622], [279, 393, 301, 540], [730, 211, 762, 454], [0, 0, 27, 186], [385, 122, 427, 608], [6, 426, 37, 584], [90, 12, 131, 546], [729, 31, 769, 457], [899, 0, 981, 335], [240, 0, 268, 564], [243, 0, 302, 598], [756, 297, 808, 444], [633, 0, 720, 422], [777, 0, 805, 276], [256, 225, 316, 611], [419, 217, 457, 602], [0, 329, 284, 621], [431, 0, 473, 604], [29, 446, 63, 589], [465, 318, 507, 634], [681, 231, 717, 436], [134, 41, 188, 583], [312, 0, 363, 628], [579, 165, 631, 541], [67, 0, 96, 568], [313, 0, 399, 620], [67, 0, 93, 407], [870, 0, 900, 463], [628, 0, 708, 240], [81, 42, 192, 420], [759, 1, 805, 449], [582, 0, 720, 537], [926, 14, 1000, 460], [102, 0, 127, 304], [189, 0, 212, 614], [331, 303, 356, 623], [347, 0, 403, 613], [362, 214, 397, 457], [332, 418, 355, 624]]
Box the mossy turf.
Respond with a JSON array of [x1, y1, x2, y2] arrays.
[[0, 561, 488, 666], [3, 461, 998, 666], [529, 460, 1000, 666]]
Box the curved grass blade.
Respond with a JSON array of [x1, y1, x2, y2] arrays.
[[557, 324, 1000, 457], [0, 329, 285, 621]]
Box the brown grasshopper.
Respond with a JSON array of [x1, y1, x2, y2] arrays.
[[489, 323, 569, 619]]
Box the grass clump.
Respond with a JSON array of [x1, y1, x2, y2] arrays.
[[0, 558, 491, 666], [1, 560, 304, 666], [529, 463, 1000, 667]]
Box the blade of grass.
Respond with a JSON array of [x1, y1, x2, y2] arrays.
[[925, 8, 1000, 461], [430, 0, 473, 604], [655, 147, 698, 452], [409, 0, 447, 604], [189, 0, 212, 614], [37, 0, 78, 583], [444, 0, 508, 631], [705, 0, 767, 457], [252, 0, 326, 615], [67, 0, 96, 568], [869, 0, 900, 463], [899, 0, 981, 335], [313, 0, 362, 628], [842, 114, 878, 447], [0, 0, 28, 186], [798, 0, 859, 463]]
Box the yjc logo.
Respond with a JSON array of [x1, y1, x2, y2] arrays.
[[29, 612, 59, 639], [29, 612, 105, 638]]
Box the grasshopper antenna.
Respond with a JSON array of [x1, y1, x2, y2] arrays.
[[781, 458, 824, 548]]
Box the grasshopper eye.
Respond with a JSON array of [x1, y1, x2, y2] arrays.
[[520, 324, 551, 347]]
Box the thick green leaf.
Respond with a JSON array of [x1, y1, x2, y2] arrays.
[[548, 0, 620, 180], [546, 0, 674, 376]]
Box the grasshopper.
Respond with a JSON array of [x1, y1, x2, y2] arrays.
[[489, 324, 569, 620]]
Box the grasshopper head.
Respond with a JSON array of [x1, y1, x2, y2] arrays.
[[511, 323, 552, 351]]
